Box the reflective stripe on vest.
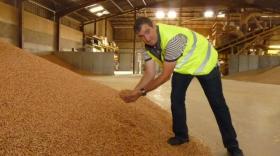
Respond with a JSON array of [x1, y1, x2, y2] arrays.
[[194, 42, 211, 74], [175, 31, 197, 70], [175, 32, 212, 74]]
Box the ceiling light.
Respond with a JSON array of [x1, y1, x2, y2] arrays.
[[155, 10, 165, 19], [261, 15, 280, 18], [102, 10, 110, 15], [217, 12, 225, 18], [267, 50, 280, 54], [89, 5, 104, 13], [269, 45, 280, 49], [96, 12, 103, 17], [167, 10, 177, 19], [204, 10, 214, 18], [261, 15, 269, 18]]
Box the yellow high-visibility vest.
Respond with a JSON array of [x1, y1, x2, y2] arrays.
[[146, 23, 218, 75]]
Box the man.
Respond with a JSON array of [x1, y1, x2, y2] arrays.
[[119, 17, 244, 156]]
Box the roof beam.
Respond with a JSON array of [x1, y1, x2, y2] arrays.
[[56, 0, 106, 17], [84, 8, 139, 25], [109, 0, 124, 12], [142, 0, 147, 6], [126, 0, 134, 8], [84, 9, 140, 25], [83, 0, 168, 25], [27, 0, 55, 13], [73, 12, 90, 21]]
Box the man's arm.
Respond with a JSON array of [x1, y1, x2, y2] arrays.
[[119, 61, 176, 103], [143, 61, 176, 93], [119, 59, 156, 103], [134, 59, 156, 90], [119, 34, 186, 103], [141, 34, 187, 93]]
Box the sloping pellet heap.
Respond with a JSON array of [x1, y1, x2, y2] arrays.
[[0, 41, 212, 156], [225, 66, 280, 85]]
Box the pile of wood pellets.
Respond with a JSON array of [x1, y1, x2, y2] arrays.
[[0, 40, 212, 156]]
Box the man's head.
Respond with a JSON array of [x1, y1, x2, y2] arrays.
[[134, 17, 158, 46]]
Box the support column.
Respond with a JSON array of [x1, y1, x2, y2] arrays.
[[178, 0, 182, 26], [132, 10, 137, 74], [105, 19, 107, 36], [94, 20, 96, 35], [80, 23, 85, 46], [55, 16, 60, 51], [17, 0, 23, 48]]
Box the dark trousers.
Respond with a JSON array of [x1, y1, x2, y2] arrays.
[[170, 66, 239, 148]]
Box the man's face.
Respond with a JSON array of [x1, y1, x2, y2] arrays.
[[137, 23, 158, 46]]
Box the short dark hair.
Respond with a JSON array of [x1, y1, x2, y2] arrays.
[[134, 17, 153, 33]]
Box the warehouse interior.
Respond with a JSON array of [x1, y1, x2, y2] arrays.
[[0, 0, 279, 155]]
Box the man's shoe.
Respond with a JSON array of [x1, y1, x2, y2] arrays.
[[167, 137, 188, 146], [227, 147, 244, 156]]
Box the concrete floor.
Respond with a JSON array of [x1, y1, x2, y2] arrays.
[[86, 75, 280, 156]]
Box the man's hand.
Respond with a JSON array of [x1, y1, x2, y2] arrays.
[[119, 89, 141, 103]]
